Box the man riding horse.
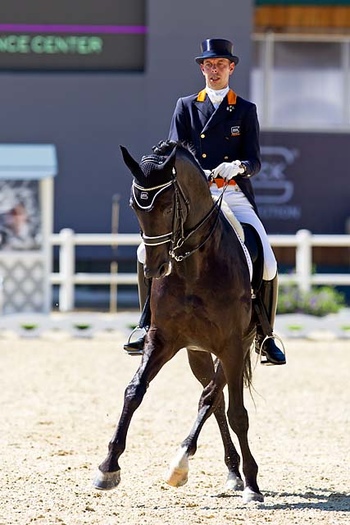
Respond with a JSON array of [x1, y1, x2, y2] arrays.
[[124, 38, 286, 366]]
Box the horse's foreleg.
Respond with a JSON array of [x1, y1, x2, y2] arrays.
[[185, 351, 243, 490], [93, 376, 144, 490], [224, 362, 264, 503], [93, 346, 171, 490]]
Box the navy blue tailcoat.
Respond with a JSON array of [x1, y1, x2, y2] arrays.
[[168, 89, 261, 213]]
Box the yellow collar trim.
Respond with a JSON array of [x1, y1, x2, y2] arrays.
[[227, 89, 237, 105], [196, 89, 237, 105], [197, 89, 207, 102]]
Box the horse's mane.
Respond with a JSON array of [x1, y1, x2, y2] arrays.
[[151, 139, 195, 157], [148, 140, 207, 181]]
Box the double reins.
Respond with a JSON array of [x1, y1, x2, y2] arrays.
[[134, 166, 227, 262]]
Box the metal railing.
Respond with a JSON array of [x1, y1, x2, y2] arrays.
[[50, 228, 350, 312]]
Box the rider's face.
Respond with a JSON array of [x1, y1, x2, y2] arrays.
[[200, 58, 235, 90]]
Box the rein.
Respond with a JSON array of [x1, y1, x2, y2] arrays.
[[169, 172, 225, 262], [134, 166, 227, 262]]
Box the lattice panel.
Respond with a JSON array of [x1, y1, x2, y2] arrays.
[[0, 257, 45, 313]]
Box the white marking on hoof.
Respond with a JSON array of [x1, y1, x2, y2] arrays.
[[93, 469, 121, 490], [225, 473, 244, 491], [166, 447, 189, 487], [242, 486, 264, 503]]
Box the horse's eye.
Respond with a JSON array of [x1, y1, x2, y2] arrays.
[[163, 206, 173, 217]]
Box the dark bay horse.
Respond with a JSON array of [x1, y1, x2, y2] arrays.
[[93, 140, 263, 503]]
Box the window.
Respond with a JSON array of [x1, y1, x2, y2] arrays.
[[252, 33, 350, 130]]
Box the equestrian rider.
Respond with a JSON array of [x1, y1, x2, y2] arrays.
[[124, 38, 286, 366]]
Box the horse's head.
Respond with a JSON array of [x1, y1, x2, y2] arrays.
[[121, 141, 185, 279], [121, 140, 215, 279]]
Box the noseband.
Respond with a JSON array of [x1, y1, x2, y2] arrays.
[[132, 178, 175, 246], [133, 165, 224, 262]]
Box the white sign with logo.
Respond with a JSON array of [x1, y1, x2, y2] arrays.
[[254, 146, 301, 222]]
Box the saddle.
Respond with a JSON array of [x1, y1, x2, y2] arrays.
[[241, 223, 276, 341], [241, 223, 264, 295], [218, 199, 263, 294], [222, 212, 270, 334]]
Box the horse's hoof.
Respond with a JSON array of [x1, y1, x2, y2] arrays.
[[242, 487, 264, 503], [166, 447, 189, 487], [166, 467, 189, 487], [93, 469, 121, 490], [225, 473, 244, 491]]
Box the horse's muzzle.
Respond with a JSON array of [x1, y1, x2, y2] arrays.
[[144, 260, 172, 279]]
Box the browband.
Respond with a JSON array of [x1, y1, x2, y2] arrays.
[[132, 180, 173, 210]]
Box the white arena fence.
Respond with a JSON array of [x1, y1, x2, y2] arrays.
[[50, 228, 350, 312]]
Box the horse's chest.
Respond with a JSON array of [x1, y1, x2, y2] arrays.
[[183, 294, 203, 311]]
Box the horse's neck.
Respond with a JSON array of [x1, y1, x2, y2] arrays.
[[178, 163, 214, 231], [175, 166, 224, 269]]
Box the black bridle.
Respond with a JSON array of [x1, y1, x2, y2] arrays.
[[133, 166, 226, 262]]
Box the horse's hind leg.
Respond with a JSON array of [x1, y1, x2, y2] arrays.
[[188, 351, 243, 489], [167, 352, 243, 491], [224, 363, 264, 503], [93, 345, 172, 490]]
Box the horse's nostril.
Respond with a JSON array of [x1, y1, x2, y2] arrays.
[[143, 266, 152, 279], [144, 262, 171, 279], [159, 263, 168, 277]]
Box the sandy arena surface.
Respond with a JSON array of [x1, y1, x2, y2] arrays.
[[1, 332, 349, 525]]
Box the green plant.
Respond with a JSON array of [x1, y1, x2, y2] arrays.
[[287, 324, 303, 331], [301, 287, 346, 316], [277, 285, 300, 314], [277, 284, 346, 317], [21, 323, 38, 331], [73, 323, 91, 330]]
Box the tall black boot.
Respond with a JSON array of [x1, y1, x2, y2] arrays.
[[123, 261, 151, 355], [254, 274, 286, 365]]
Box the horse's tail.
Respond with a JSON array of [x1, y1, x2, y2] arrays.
[[243, 347, 253, 389]]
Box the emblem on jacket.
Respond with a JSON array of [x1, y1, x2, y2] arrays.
[[231, 125, 240, 136]]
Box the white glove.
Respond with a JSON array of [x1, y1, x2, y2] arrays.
[[212, 160, 245, 180], [203, 169, 212, 179]]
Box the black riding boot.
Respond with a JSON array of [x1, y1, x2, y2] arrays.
[[123, 261, 151, 355], [255, 275, 286, 365]]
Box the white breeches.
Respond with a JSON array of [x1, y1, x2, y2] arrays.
[[210, 186, 277, 280]]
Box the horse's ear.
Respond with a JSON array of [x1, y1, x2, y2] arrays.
[[162, 143, 177, 171], [120, 145, 142, 178]]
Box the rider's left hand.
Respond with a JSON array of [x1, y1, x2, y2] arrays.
[[212, 161, 245, 180]]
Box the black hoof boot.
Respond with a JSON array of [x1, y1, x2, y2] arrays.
[[256, 336, 286, 365], [123, 334, 145, 355]]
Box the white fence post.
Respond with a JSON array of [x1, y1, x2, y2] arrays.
[[296, 229, 312, 293], [59, 228, 75, 312]]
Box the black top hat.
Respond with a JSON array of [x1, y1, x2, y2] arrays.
[[195, 38, 239, 65]]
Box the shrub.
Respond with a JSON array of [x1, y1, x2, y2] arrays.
[[277, 284, 346, 317]]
